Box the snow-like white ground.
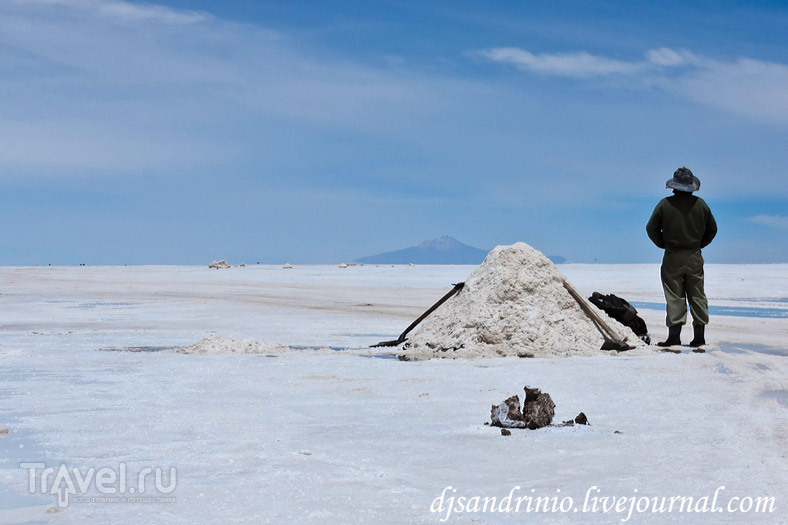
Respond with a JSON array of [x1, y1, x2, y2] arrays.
[[0, 264, 786, 523]]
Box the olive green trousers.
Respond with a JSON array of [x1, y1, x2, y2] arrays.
[[660, 249, 709, 327]]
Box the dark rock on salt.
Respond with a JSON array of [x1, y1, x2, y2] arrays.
[[490, 386, 555, 429], [574, 412, 589, 425], [503, 395, 524, 420], [521, 386, 555, 429], [490, 395, 527, 428], [501, 429, 511, 436]]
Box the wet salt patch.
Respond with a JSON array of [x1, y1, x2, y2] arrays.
[[339, 333, 395, 338], [290, 345, 352, 352], [759, 390, 788, 407], [98, 342, 393, 357], [45, 300, 136, 309], [78, 301, 135, 308], [358, 353, 399, 360], [716, 296, 788, 304], [99, 345, 176, 352], [100, 336, 292, 355], [291, 346, 400, 359], [630, 301, 788, 319], [718, 342, 788, 357]]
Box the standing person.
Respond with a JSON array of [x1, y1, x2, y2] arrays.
[[646, 167, 718, 348]]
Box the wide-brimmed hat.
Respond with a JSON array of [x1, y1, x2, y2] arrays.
[[666, 167, 700, 192]]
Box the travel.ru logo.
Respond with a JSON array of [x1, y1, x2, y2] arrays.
[[20, 462, 177, 507]]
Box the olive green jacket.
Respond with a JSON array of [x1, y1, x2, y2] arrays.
[[646, 193, 717, 251]]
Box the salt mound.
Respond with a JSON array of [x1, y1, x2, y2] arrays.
[[208, 260, 230, 269], [399, 242, 634, 360], [174, 336, 289, 355]]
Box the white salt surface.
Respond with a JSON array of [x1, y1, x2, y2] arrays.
[[0, 263, 786, 523], [401, 243, 642, 360]]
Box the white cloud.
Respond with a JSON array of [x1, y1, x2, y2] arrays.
[[747, 215, 788, 229], [646, 47, 697, 67], [12, 0, 210, 25], [1, 0, 786, 207], [482, 46, 788, 125], [97, 1, 209, 24], [482, 46, 699, 76], [480, 47, 642, 77], [0, 0, 489, 176], [680, 58, 788, 125]]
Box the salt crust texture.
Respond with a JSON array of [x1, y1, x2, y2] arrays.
[[174, 335, 289, 355], [399, 242, 641, 360]]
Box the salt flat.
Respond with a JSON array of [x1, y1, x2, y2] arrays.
[[0, 264, 786, 523]]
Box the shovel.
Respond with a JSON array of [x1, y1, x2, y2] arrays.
[[372, 282, 465, 347]]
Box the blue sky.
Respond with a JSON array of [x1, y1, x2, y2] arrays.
[[1, 0, 786, 264]]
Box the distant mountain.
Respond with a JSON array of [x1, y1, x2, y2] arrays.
[[356, 236, 487, 264], [356, 236, 566, 265]]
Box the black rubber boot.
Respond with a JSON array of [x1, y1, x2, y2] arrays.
[[657, 325, 681, 347], [689, 324, 706, 348]]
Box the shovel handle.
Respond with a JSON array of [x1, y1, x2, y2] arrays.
[[563, 280, 625, 344], [372, 282, 465, 347]]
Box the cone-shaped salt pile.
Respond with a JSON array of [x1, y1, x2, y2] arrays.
[[399, 242, 622, 360]]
